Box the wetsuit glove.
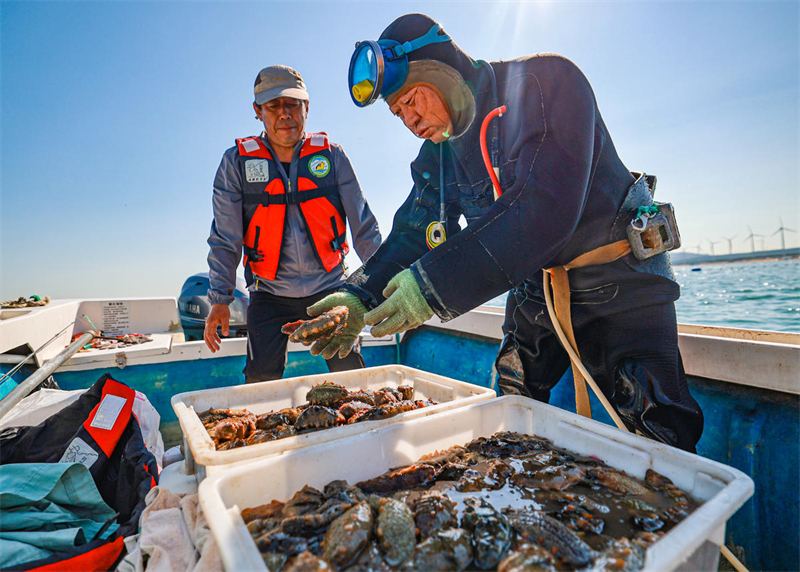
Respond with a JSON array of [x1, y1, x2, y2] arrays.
[[364, 269, 434, 338], [306, 292, 367, 359]]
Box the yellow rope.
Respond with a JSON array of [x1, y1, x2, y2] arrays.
[[720, 545, 749, 572], [543, 270, 750, 572], [542, 270, 627, 430]]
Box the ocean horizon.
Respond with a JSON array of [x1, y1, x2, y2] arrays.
[[484, 258, 800, 333]]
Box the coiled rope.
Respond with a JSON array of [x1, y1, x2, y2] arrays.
[[1, 296, 50, 309]]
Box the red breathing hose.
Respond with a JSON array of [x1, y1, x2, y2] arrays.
[[479, 105, 507, 197]]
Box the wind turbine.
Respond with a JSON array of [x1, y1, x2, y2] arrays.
[[693, 242, 704, 254], [772, 218, 797, 251], [722, 235, 736, 254], [706, 239, 721, 256], [743, 226, 764, 252]]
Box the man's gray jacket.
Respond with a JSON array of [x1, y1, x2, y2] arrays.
[[207, 133, 382, 304]]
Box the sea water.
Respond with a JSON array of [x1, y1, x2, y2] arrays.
[[485, 258, 800, 333], [674, 258, 799, 333]]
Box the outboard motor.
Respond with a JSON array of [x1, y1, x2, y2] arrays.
[[178, 272, 249, 341]]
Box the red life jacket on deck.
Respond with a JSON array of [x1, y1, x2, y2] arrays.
[[236, 133, 349, 281]]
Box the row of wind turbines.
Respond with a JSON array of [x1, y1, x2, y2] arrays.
[[692, 218, 797, 255]]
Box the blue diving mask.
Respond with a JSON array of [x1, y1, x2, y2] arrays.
[[348, 24, 451, 107]]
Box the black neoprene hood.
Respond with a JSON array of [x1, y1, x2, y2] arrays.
[[378, 14, 482, 138], [378, 14, 482, 87]]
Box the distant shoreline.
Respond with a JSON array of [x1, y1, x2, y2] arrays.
[[673, 254, 800, 267], [671, 248, 800, 266]]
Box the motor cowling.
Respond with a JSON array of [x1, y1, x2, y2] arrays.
[[178, 272, 249, 341]]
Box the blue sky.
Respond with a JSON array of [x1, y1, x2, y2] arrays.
[[1, 1, 798, 299]]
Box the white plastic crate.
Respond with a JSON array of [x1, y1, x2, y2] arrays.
[[198, 395, 754, 572], [171, 365, 496, 481]]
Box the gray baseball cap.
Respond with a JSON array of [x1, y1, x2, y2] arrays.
[[254, 65, 309, 105]]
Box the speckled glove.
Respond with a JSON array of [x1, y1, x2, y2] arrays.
[[364, 269, 434, 338], [306, 292, 367, 359]]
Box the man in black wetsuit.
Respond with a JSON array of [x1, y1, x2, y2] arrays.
[[307, 14, 703, 452]]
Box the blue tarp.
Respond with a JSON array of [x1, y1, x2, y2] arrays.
[[0, 462, 119, 568]]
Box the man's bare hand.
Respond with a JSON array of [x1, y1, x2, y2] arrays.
[[204, 304, 231, 353]]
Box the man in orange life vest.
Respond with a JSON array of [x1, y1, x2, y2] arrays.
[[203, 65, 382, 382]]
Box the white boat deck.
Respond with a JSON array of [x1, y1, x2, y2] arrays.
[[0, 297, 397, 373]]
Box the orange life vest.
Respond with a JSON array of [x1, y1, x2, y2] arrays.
[[236, 133, 349, 281]]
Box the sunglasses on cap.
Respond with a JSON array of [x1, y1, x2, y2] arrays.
[[348, 24, 451, 107]]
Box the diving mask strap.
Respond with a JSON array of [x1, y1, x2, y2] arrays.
[[389, 24, 451, 59]]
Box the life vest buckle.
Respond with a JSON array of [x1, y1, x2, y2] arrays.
[[244, 245, 264, 263], [328, 215, 347, 254], [626, 202, 681, 261]]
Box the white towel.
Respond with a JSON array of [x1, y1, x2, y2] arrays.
[[116, 487, 224, 572]]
